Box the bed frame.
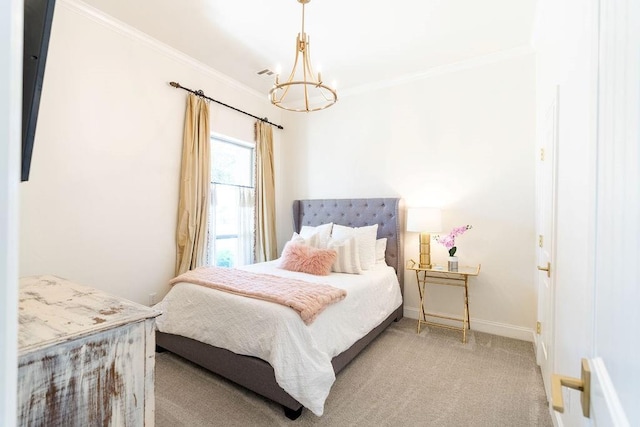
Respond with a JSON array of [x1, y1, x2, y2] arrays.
[[156, 198, 405, 419]]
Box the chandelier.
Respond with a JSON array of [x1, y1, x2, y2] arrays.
[[269, 0, 338, 112]]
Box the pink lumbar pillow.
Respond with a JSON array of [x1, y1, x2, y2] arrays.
[[279, 242, 337, 276]]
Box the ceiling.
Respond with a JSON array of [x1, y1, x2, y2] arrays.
[[80, 0, 537, 98]]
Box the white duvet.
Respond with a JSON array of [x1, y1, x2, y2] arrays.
[[155, 261, 402, 416]]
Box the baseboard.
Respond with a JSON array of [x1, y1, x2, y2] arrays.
[[590, 358, 631, 426], [404, 306, 536, 342], [552, 410, 563, 427]]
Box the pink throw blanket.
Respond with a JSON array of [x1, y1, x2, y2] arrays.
[[169, 267, 347, 324]]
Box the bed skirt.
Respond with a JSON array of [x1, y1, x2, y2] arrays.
[[156, 304, 402, 418]]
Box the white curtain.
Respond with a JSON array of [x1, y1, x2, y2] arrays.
[[237, 187, 255, 265], [208, 184, 254, 267], [206, 184, 217, 266]]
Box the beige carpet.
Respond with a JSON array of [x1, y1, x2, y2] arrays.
[[155, 318, 553, 426]]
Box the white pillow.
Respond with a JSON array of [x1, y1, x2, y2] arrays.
[[289, 232, 320, 248], [375, 238, 388, 265], [331, 224, 378, 270], [279, 232, 320, 263], [328, 237, 362, 274], [299, 223, 333, 248]]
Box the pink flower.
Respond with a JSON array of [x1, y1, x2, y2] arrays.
[[452, 226, 468, 236], [434, 225, 472, 257], [438, 235, 455, 249]]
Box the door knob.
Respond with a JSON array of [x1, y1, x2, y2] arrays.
[[537, 262, 551, 278], [551, 358, 591, 418]]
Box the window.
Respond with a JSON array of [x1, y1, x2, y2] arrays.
[[208, 134, 255, 267]]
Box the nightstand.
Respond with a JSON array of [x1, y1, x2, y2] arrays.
[[406, 260, 481, 343]]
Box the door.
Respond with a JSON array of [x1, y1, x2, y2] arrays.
[[537, 0, 638, 425], [535, 88, 558, 400], [588, 0, 639, 424]]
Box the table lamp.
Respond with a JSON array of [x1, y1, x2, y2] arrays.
[[406, 207, 442, 269]]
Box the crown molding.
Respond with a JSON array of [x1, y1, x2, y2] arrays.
[[59, 0, 266, 101], [59, 0, 534, 105], [341, 45, 535, 99]]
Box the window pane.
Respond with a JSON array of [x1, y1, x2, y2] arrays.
[[211, 139, 253, 187], [215, 237, 237, 267], [208, 136, 256, 267]]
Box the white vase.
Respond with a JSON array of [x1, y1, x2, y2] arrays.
[[448, 256, 459, 272]]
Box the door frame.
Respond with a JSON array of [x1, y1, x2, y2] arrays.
[[0, 0, 21, 424]]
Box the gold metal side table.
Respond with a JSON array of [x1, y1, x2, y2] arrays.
[[406, 260, 481, 343]]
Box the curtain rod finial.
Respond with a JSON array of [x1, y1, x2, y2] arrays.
[[169, 81, 180, 88]]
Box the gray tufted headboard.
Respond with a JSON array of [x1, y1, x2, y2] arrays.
[[292, 198, 405, 296]]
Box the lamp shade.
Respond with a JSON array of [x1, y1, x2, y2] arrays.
[[406, 207, 442, 233]]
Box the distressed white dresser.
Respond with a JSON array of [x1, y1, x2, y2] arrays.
[[18, 275, 161, 426]]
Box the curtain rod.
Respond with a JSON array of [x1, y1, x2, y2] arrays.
[[169, 81, 284, 130]]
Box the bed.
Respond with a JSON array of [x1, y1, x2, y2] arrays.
[[155, 198, 405, 419]]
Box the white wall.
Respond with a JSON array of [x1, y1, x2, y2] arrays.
[[1, 0, 21, 424], [19, 0, 537, 340], [279, 52, 537, 339], [19, 1, 283, 305]]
